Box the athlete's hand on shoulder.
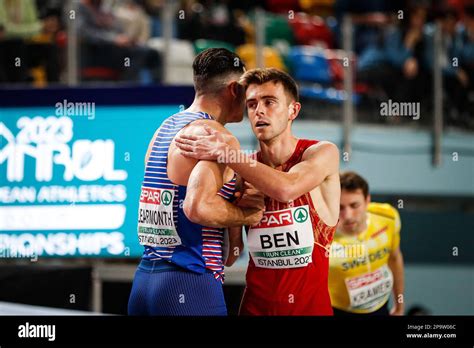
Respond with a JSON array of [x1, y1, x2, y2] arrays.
[[175, 124, 237, 161], [235, 181, 265, 211]]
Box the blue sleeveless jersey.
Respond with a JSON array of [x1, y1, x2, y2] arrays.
[[137, 111, 236, 282]]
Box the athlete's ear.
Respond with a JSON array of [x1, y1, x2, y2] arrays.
[[288, 101, 301, 121], [366, 194, 371, 205], [229, 81, 242, 98]]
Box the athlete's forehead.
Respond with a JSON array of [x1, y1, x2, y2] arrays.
[[245, 81, 286, 102], [340, 189, 366, 204]]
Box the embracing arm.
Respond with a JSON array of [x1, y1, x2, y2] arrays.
[[175, 126, 339, 202], [183, 159, 263, 228], [225, 142, 339, 202]]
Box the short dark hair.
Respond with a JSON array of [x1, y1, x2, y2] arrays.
[[340, 171, 369, 199], [192, 48, 245, 95], [239, 68, 299, 102]]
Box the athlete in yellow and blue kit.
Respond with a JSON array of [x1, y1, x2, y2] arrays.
[[328, 171, 405, 315]]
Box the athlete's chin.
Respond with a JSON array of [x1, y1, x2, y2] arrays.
[[253, 130, 273, 141], [341, 223, 357, 234]]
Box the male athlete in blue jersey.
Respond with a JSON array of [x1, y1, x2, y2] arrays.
[[128, 49, 264, 316]]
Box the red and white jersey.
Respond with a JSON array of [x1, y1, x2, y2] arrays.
[[240, 139, 336, 316]]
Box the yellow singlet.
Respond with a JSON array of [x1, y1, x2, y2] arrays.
[[328, 202, 401, 313]]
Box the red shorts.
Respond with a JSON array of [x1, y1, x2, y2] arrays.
[[239, 249, 333, 316]]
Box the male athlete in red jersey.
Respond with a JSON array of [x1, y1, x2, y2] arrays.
[[175, 68, 340, 315]]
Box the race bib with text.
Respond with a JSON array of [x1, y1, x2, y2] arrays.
[[137, 187, 181, 247], [345, 264, 393, 311], [248, 205, 314, 269]]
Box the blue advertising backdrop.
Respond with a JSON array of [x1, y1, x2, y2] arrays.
[[0, 87, 189, 258]]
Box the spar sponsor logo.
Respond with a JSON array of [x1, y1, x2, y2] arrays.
[[346, 269, 385, 290], [345, 266, 393, 309], [161, 191, 172, 206], [137, 187, 180, 247], [254, 208, 293, 228], [138, 187, 174, 226], [254, 207, 308, 229], [139, 187, 172, 206], [254, 206, 308, 229], [293, 207, 308, 223], [140, 187, 161, 204]]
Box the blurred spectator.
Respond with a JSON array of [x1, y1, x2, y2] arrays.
[[35, 0, 63, 18], [450, 4, 474, 127], [78, 0, 161, 83], [424, 7, 466, 126], [357, 2, 473, 127], [0, 0, 42, 38], [206, 0, 245, 45], [178, 0, 245, 46], [459, 6, 474, 89], [299, 0, 336, 18], [142, 0, 178, 38], [0, 0, 59, 83], [334, 0, 400, 53], [227, 0, 264, 44], [356, 29, 393, 108], [357, 4, 431, 120], [177, 0, 208, 42], [113, 0, 151, 45], [384, 5, 431, 105]]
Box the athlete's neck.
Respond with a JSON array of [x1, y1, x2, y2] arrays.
[[187, 95, 228, 125], [259, 130, 298, 168]]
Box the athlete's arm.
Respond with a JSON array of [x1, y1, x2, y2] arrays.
[[176, 128, 339, 202], [224, 181, 264, 266], [183, 159, 263, 227], [225, 226, 244, 267], [180, 122, 264, 228], [228, 142, 339, 202], [388, 246, 405, 315]]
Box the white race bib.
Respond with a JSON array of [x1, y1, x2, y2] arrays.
[[345, 264, 393, 311], [248, 205, 314, 269], [137, 187, 181, 247]]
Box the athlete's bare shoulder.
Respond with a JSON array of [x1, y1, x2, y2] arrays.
[[178, 118, 240, 151], [168, 118, 239, 185], [180, 119, 233, 136], [303, 140, 339, 157], [302, 141, 339, 174]]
